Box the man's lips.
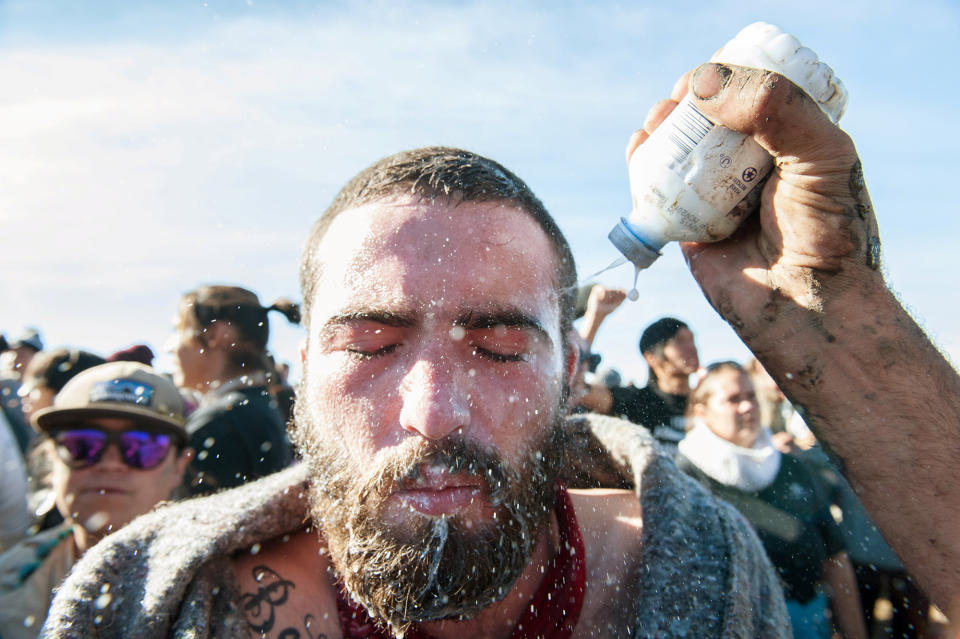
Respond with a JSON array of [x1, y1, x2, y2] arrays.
[[396, 486, 482, 516], [393, 466, 485, 516]]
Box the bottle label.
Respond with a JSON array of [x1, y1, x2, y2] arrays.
[[666, 101, 714, 164], [627, 96, 773, 244]]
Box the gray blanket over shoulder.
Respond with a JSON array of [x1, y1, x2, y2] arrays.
[[42, 415, 789, 638]]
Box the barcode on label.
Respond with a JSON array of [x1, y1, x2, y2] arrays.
[[667, 101, 714, 164]]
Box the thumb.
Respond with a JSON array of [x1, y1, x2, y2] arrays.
[[688, 63, 854, 165]]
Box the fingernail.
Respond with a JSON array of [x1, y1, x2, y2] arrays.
[[692, 63, 732, 100]]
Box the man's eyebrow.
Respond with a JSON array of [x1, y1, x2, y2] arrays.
[[322, 310, 415, 329], [455, 310, 551, 344]]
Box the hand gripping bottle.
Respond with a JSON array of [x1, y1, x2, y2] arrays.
[[608, 22, 848, 270]]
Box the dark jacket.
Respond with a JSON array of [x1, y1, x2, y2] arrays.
[[186, 385, 292, 495]]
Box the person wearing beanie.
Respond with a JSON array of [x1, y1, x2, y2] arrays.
[[15, 349, 110, 535], [0, 362, 192, 639], [19, 350, 107, 426]]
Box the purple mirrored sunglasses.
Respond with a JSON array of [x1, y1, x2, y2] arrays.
[[52, 427, 178, 470]]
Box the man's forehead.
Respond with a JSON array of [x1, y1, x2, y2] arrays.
[[316, 196, 547, 255], [309, 197, 561, 317]]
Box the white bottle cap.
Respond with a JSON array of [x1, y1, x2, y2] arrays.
[[711, 22, 847, 123]]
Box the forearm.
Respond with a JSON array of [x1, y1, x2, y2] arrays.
[[578, 309, 604, 350], [821, 553, 867, 639], [734, 263, 960, 607]]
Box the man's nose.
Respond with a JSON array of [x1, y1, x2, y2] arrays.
[[398, 354, 471, 440]]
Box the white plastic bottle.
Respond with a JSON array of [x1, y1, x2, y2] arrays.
[[609, 22, 848, 270]]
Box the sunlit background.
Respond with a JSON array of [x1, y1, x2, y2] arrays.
[[2, 0, 957, 385]]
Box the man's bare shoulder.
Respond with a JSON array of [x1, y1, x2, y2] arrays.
[[568, 489, 644, 636], [569, 487, 642, 523], [569, 488, 642, 559], [231, 526, 342, 639]]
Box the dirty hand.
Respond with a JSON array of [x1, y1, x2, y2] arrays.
[[626, 63, 882, 334], [587, 285, 627, 318]]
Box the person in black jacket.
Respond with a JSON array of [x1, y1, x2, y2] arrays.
[[677, 361, 866, 639], [168, 284, 299, 495], [578, 314, 700, 455]]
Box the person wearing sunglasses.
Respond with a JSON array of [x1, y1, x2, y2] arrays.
[[0, 361, 192, 639]]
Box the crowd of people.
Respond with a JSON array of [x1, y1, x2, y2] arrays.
[[0, 287, 300, 638], [1, 60, 958, 639], [570, 294, 933, 637], [0, 299, 938, 638]]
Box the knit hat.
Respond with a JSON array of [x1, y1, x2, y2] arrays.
[[107, 344, 155, 366], [33, 362, 187, 443], [21, 348, 107, 395]]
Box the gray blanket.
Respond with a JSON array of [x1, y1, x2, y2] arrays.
[[42, 414, 789, 638]]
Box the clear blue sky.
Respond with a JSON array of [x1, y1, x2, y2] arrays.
[[2, 0, 958, 384]]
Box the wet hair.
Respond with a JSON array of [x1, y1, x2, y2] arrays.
[[298, 146, 578, 341], [23, 349, 106, 394], [685, 360, 746, 419], [180, 285, 300, 372]]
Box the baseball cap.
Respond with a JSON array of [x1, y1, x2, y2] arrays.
[[32, 362, 187, 443]]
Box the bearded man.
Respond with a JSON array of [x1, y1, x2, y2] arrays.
[[42, 152, 789, 639], [39, 140, 788, 637], [45, 61, 955, 637]]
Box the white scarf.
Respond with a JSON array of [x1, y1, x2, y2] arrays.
[[678, 420, 782, 492]]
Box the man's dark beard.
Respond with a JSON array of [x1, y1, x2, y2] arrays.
[[292, 399, 566, 635]]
